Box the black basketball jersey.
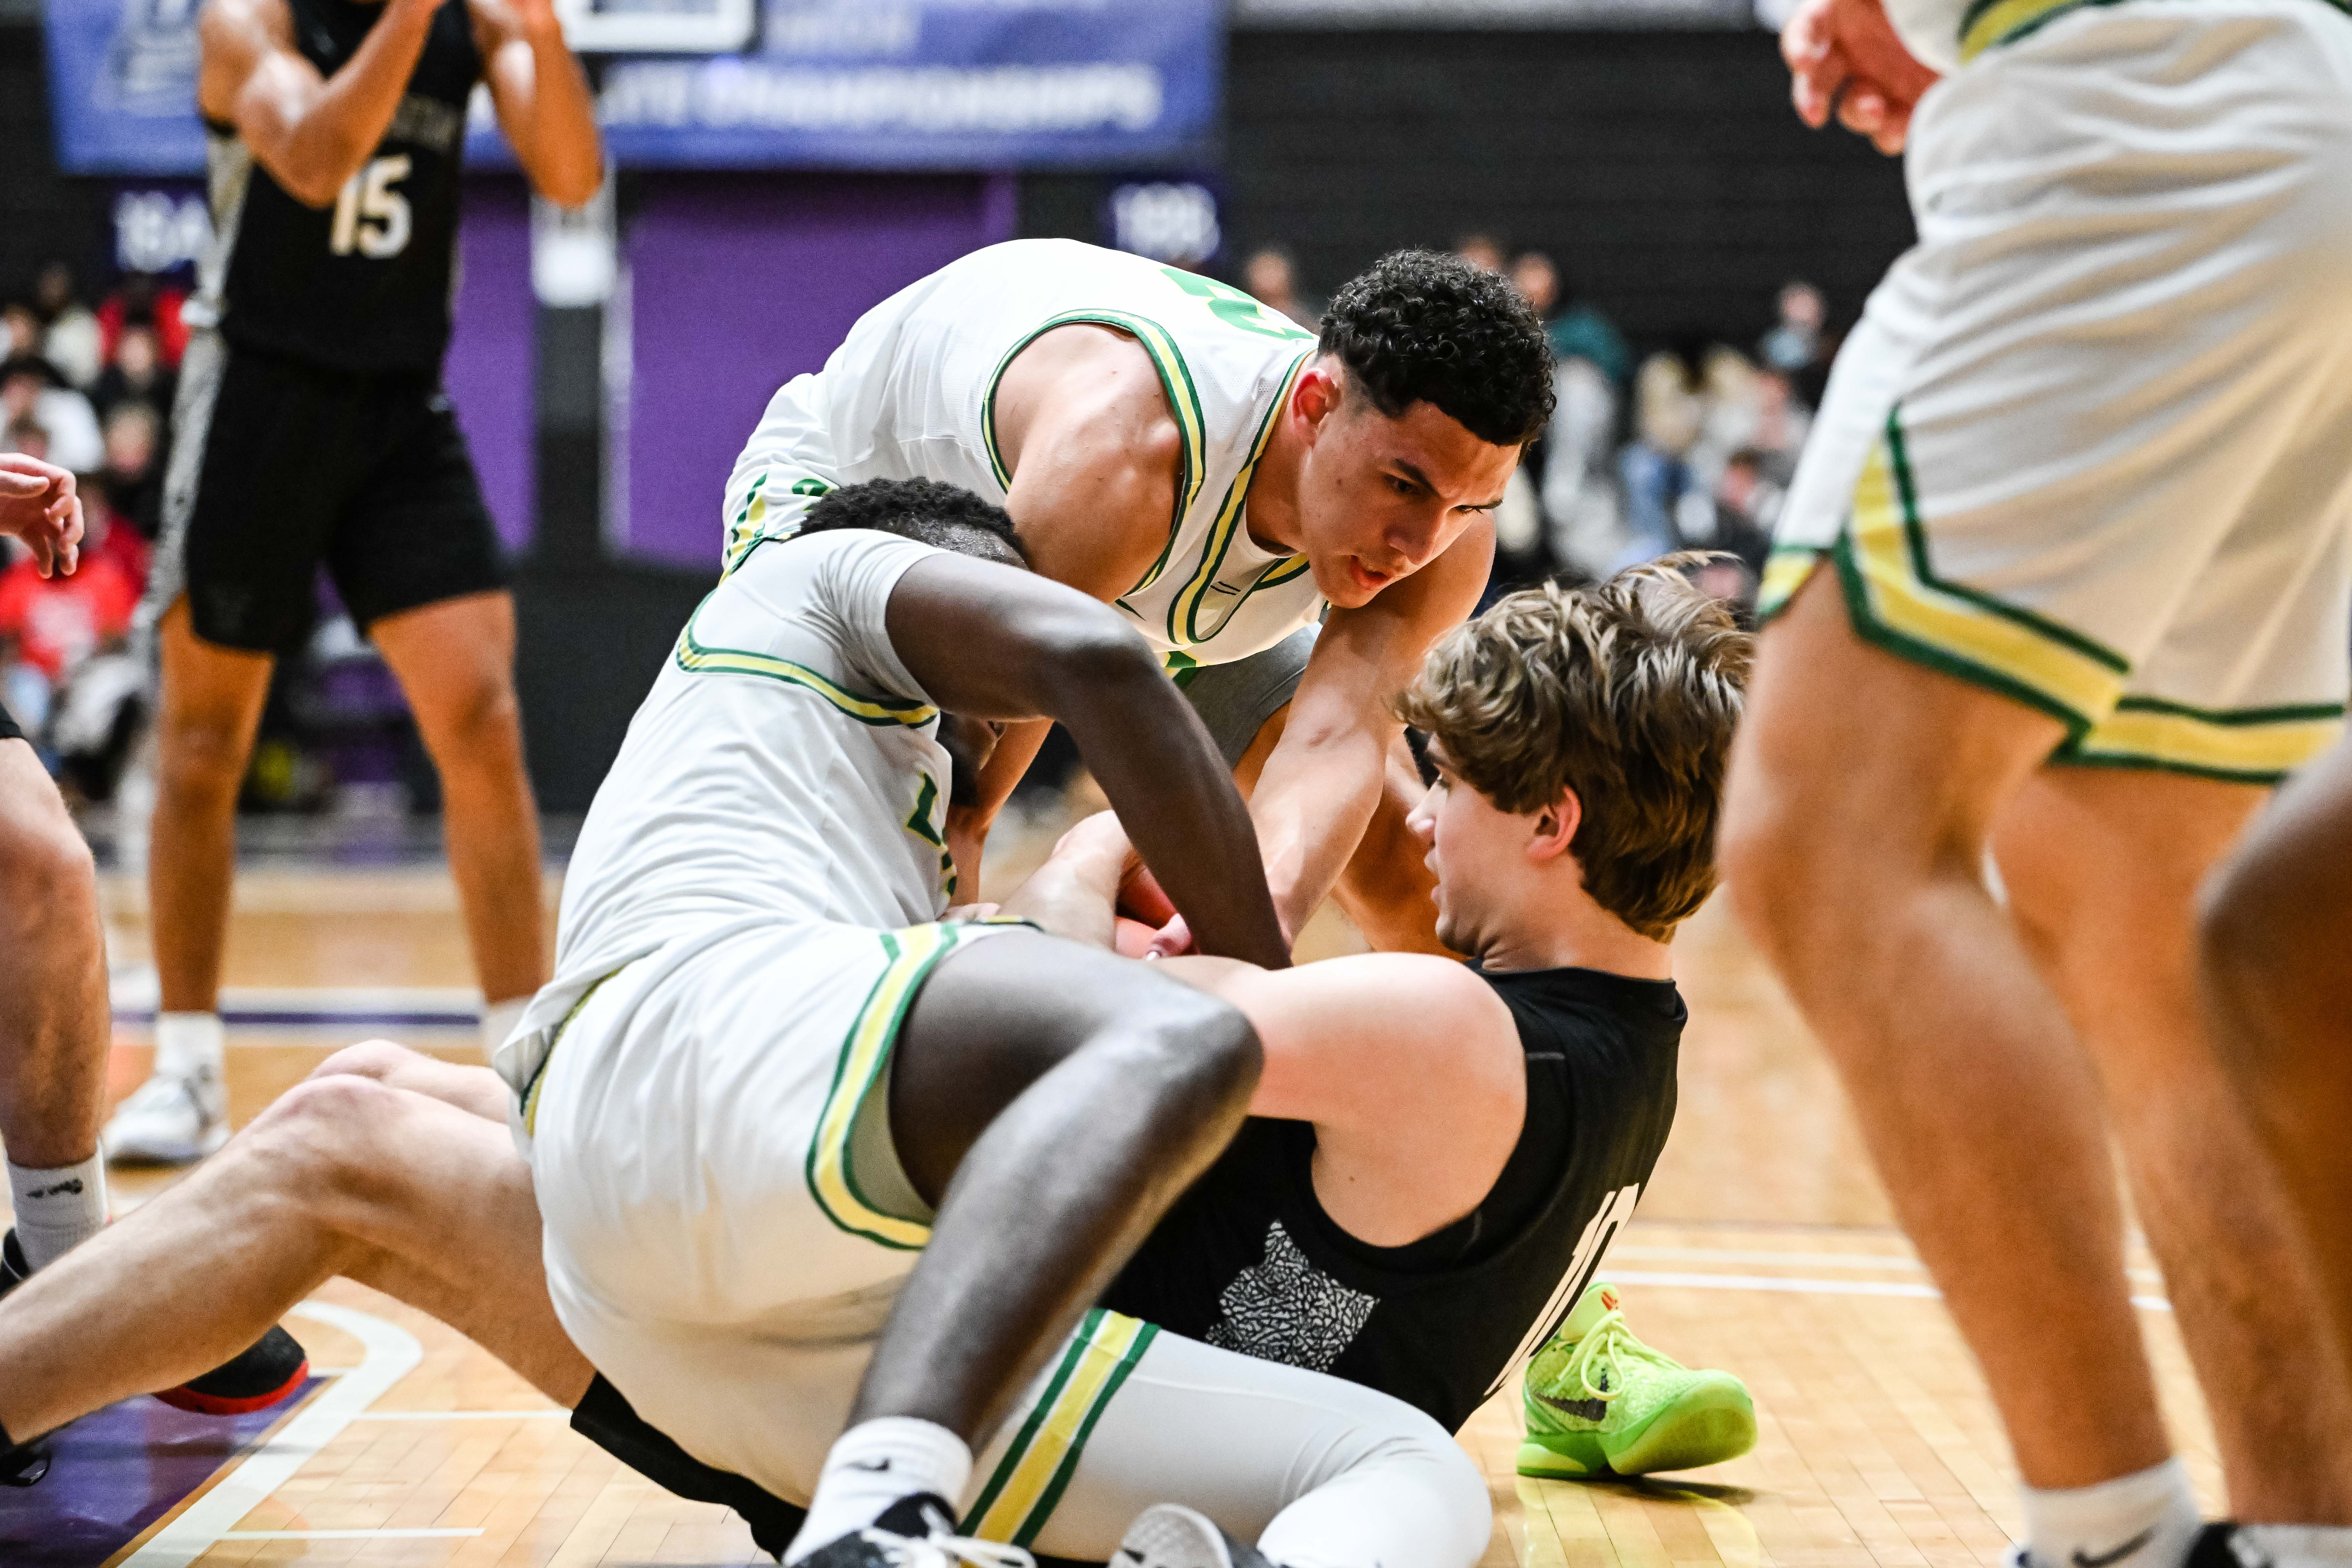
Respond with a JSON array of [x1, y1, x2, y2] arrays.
[[1099, 965, 1683, 1434], [193, 0, 480, 374]]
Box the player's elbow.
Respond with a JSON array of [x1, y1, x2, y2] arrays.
[[535, 156, 604, 212], [1032, 612, 1162, 711]]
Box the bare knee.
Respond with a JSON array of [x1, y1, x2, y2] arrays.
[[0, 787, 97, 948], [308, 1038, 431, 1087], [242, 1074, 401, 1206], [156, 707, 256, 810], [1115, 987, 1262, 1126], [417, 673, 525, 776]]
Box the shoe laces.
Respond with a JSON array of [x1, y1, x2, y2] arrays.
[[862, 1523, 1034, 1568], [1556, 1308, 1683, 1404]]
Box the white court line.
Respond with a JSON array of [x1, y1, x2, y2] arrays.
[[1609, 1269, 2173, 1313], [221, 1528, 484, 1540], [351, 1409, 568, 1421], [1612, 1246, 2165, 1287], [124, 1300, 423, 1568]]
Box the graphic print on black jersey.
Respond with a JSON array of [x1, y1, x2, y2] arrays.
[[1204, 1221, 1379, 1373]]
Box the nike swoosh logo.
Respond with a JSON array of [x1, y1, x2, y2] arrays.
[[845, 1457, 892, 1473], [2075, 1526, 2159, 1568]]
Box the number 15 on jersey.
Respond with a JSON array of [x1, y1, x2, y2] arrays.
[[330, 155, 412, 259]]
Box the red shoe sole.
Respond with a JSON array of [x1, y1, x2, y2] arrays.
[[152, 1358, 310, 1416]]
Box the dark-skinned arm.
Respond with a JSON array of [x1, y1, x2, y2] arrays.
[[886, 553, 1291, 970]]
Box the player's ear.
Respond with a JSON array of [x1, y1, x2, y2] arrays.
[[1294, 362, 1344, 436], [1526, 785, 1581, 865]]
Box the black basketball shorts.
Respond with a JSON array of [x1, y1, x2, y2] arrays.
[[144, 331, 508, 653]]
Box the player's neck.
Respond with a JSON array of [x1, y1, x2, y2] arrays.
[[1476, 884, 1672, 980], [1240, 412, 1307, 555]]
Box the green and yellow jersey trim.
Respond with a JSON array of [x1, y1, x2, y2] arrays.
[[1825, 407, 2130, 735], [806, 925, 963, 1251], [517, 968, 620, 1138], [1168, 353, 1315, 649], [674, 594, 939, 728], [725, 471, 837, 575], [1761, 409, 2342, 784], [981, 310, 1209, 600], [1956, 0, 2350, 65], [963, 1309, 1159, 1546], [2059, 696, 2344, 784]]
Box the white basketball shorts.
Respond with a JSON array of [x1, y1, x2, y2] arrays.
[[1764, 0, 2352, 781]]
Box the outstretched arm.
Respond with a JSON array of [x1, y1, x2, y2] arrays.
[[887, 554, 1291, 970], [198, 0, 445, 208], [1209, 517, 1491, 949], [472, 0, 603, 208]]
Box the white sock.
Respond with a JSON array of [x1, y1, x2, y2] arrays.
[[153, 1011, 225, 1084], [481, 996, 531, 1061], [784, 1417, 972, 1563], [2024, 1458, 2201, 1568], [9, 1152, 109, 1270], [2239, 1527, 2352, 1568]]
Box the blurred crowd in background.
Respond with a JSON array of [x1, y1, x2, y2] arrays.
[[0, 261, 183, 805], [1241, 236, 1836, 619]]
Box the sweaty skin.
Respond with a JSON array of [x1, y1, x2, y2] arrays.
[[971, 327, 1511, 949]]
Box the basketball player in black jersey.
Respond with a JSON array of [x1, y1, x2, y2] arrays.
[[105, 0, 602, 1163]]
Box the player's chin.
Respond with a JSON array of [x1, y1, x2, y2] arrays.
[[1312, 559, 1386, 609]]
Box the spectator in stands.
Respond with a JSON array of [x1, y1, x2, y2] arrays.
[[1747, 368, 1812, 486], [1453, 231, 1506, 274], [96, 272, 189, 370], [1240, 246, 1320, 329], [33, 264, 103, 393], [97, 401, 165, 541], [1546, 270, 1634, 393], [1, 302, 38, 362], [1756, 280, 1829, 405], [1, 359, 104, 476], [93, 324, 176, 431]]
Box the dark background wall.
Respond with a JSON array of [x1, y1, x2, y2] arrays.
[[1026, 29, 1917, 349], [1, 23, 110, 294]]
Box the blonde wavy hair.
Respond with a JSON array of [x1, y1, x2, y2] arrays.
[[1393, 558, 1754, 942]]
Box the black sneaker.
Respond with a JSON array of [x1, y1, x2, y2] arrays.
[[1114, 1504, 1278, 1568], [796, 1493, 1034, 1567], [2189, 1524, 2263, 1568], [0, 1227, 310, 1416], [0, 1427, 49, 1488]]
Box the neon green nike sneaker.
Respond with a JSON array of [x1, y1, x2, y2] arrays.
[[1516, 1283, 1756, 1478]]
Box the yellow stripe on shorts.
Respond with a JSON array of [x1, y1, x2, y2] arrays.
[[1834, 409, 2130, 735], [963, 1309, 1160, 1547], [2063, 697, 2345, 784], [673, 595, 940, 728], [806, 924, 965, 1251]]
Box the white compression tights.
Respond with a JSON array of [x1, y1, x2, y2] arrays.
[[979, 1326, 1492, 1568]]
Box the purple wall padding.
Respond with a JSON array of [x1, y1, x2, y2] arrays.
[[445, 178, 535, 553], [619, 173, 1016, 568]]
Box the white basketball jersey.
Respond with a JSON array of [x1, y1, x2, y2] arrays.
[[724, 240, 1330, 670]]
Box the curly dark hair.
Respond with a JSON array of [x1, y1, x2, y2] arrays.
[[1319, 250, 1554, 447], [794, 477, 1029, 566]]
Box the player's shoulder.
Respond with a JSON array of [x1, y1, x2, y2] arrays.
[[1300, 952, 1518, 1043]]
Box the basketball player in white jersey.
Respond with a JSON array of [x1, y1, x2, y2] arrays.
[[0, 480, 1493, 1567], [1722, 0, 2352, 1564], [728, 242, 1554, 954]]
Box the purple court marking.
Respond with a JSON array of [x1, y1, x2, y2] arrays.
[[0, 1381, 319, 1568], [112, 1009, 478, 1030]]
